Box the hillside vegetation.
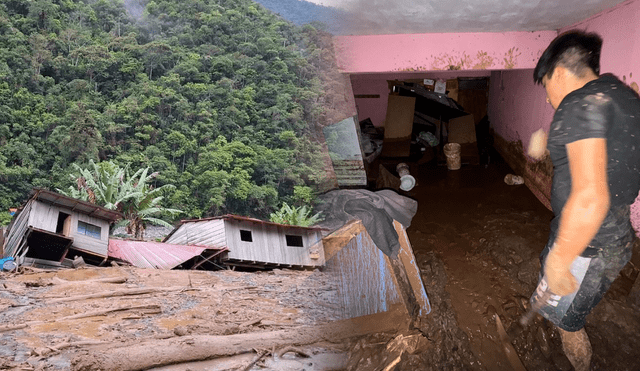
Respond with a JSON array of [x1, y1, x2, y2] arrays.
[[0, 0, 331, 222]]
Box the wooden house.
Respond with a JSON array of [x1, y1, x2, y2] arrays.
[[2, 189, 122, 264], [163, 214, 325, 269]]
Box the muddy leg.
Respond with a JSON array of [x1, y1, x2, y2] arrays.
[[558, 327, 592, 371]]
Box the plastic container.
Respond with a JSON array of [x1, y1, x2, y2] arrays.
[[504, 174, 525, 185], [0, 257, 16, 272], [443, 143, 461, 170], [396, 163, 416, 191]]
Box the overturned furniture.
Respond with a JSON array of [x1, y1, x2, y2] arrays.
[[317, 188, 430, 326], [323, 219, 431, 323], [2, 189, 122, 265], [164, 214, 325, 269]]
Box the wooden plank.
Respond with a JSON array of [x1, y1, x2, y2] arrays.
[[393, 220, 432, 316], [321, 220, 367, 261], [23, 257, 63, 268], [73, 234, 108, 257], [73, 308, 410, 371], [323, 224, 403, 319], [4, 201, 33, 257], [29, 202, 60, 233], [191, 249, 228, 270]]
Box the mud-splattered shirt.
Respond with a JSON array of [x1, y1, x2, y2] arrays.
[[547, 74, 640, 256]]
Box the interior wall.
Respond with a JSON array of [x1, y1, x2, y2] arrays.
[[488, 0, 640, 226], [559, 0, 640, 231], [351, 71, 491, 127], [487, 69, 555, 209], [560, 0, 640, 92], [488, 69, 555, 149], [334, 31, 558, 74]]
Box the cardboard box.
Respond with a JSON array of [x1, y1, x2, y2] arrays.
[[382, 95, 415, 157]]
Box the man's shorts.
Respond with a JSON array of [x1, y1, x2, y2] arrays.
[[530, 237, 633, 332]]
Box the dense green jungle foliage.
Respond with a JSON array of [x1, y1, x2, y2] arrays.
[[0, 0, 330, 224]]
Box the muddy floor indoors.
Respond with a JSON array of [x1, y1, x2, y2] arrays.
[[396, 150, 640, 371]]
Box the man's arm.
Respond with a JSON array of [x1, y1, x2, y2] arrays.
[[545, 137, 610, 295]]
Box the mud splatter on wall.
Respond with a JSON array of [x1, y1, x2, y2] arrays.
[[503, 47, 521, 69], [333, 32, 557, 74], [473, 51, 495, 70]]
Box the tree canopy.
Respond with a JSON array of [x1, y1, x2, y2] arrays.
[[0, 0, 330, 223]]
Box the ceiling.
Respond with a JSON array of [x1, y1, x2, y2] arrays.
[[302, 0, 626, 35]]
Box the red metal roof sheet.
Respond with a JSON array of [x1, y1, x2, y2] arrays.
[[108, 240, 211, 269]]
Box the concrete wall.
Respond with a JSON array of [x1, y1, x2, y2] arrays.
[[334, 31, 558, 74]]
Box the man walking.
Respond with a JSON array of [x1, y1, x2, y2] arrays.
[[531, 30, 640, 371]]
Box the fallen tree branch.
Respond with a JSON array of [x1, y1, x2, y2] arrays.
[[0, 305, 162, 333], [35, 341, 106, 356], [48, 286, 196, 303], [241, 349, 269, 371], [0, 324, 28, 333], [52, 277, 129, 285], [57, 304, 161, 321], [71, 308, 410, 371]]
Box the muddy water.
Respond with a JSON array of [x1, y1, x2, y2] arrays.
[[400, 155, 640, 370]]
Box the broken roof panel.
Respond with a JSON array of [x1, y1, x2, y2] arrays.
[[107, 240, 210, 269], [31, 188, 122, 222]]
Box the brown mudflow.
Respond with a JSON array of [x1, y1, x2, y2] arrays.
[[400, 153, 640, 370]]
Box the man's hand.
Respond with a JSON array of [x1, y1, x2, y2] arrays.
[[544, 246, 578, 296]]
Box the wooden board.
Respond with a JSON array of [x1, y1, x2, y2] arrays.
[[322, 219, 431, 321], [393, 220, 431, 316]]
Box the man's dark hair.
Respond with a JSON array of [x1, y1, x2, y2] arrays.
[[533, 30, 603, 85]]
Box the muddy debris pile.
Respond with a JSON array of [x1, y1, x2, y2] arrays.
[[0, 265, 359, 371], [347, 249, 479, 371]]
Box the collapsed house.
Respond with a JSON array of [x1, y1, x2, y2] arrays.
[[163, 214, 326, 269], [1, 188, 122, 266], [107, 239, 228, 270]]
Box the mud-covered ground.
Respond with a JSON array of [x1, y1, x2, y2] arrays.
[[0, 266, 351, 370], [3, 153, 640, 370], [401, 154, 640, 370]]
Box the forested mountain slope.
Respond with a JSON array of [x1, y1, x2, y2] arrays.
[[0, 0, 331, 221]]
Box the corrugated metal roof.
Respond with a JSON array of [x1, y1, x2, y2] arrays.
[[31, 188, 122, 222], [108, 240, 211, 269], [177, 214, 326, 231]]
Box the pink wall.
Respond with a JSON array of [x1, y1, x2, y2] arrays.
[[488, 0, 640, 231], [559, 0, 640, 94], [558, 0, 640, 232], [334, 31, 558, 74], [488, 69, 555, 151], [352, 71, 491, 127]]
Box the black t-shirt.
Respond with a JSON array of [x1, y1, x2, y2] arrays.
[[547, 74, 640, 256]]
